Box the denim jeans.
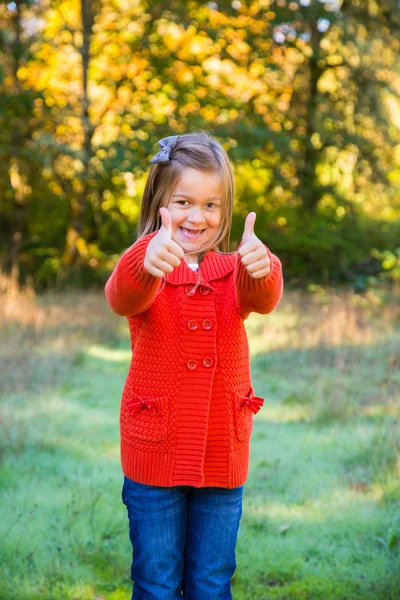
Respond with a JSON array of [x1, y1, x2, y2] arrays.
[[121, 475, 244, 600]]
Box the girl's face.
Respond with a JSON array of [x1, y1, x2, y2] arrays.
[[166, 168, 222, 258]]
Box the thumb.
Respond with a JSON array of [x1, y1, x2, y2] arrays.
[[159, 207, 172, 236], [241, 212, 256, 244]]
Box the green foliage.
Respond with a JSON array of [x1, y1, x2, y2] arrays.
[[371, 248, 400, 282], [0, 0, 400, 289]]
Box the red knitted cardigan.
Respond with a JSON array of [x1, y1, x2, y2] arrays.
[[105, 231, 283, 488]]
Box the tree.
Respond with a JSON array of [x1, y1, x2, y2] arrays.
[[0, 0, 45, 281]]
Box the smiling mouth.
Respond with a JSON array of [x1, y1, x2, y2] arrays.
[[179, 227, 206, 238]]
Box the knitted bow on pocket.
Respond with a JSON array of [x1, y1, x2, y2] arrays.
[[126, 398, 158, 416], [242, 395, 264, 415]]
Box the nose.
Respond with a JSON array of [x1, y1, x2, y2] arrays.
[[187, 206, 206, 225]]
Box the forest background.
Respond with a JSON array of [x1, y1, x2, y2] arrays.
[[2, 2, 400, 599], [1, 0, 400, 292]]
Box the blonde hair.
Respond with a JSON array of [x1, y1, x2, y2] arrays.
[[136, 131, 235, 268]]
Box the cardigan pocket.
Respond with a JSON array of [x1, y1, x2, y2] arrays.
[[122, 390, 169, 443], [233, 387, 264, 443]]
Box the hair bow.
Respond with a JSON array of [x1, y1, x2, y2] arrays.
[[149, 135, 180, 164]]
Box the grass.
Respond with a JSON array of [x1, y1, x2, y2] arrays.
[[0, 274, 400, 599]]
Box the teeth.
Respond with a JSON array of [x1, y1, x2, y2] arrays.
[[180, 227, 204, 238]]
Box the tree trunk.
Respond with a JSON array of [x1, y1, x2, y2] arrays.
[[297, 22, 324, 212], [2, 1, 27, 285], [57, 0, 98, 288]]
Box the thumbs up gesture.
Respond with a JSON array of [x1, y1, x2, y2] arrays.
[[238, 212, 271, 279], [144, 207, 184, 277]]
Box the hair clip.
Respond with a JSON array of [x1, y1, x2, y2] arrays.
[[149, 135, 180, 164]]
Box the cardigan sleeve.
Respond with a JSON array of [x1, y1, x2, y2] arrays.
[[104, 231, 162, 317], [234, 242, 283, 320]]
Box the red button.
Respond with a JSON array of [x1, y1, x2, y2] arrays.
[[203, 357, 214, 368], [202, 319, 212, 330], [199, 286, 210, 295], [187, 359, 197, 370], [186, 286, 196, 296], [188, 320, 198, 330]]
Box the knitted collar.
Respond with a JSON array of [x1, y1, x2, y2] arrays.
[[164, 250, 236, 287]]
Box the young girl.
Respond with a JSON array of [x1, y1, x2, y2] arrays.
[[105, 132, 283, 600]]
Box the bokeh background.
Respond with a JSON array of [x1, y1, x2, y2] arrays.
[[1, 2, 400, 600], [1, 0, 400, 289]]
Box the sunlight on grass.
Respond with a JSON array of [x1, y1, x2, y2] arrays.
[[259, 402, 313, 422], [246, 288, 399, 357], [262, 488, 385, 521], [87, 344, 131, 362], [362, 404, 400, 417], [1, 278, 399, 599], [4, 394, 113, 427]]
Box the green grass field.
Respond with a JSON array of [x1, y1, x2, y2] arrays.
[[1, 279, 399, 599]]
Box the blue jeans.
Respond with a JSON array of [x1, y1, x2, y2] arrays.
[[121, 475, 244, 600]]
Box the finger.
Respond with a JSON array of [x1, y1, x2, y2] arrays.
[[241, 212, 256, 244], [244, 257, 270, 274], [239, 238, 262, 258], [166, 239, 184, 259], [158, 249, 182, 268], [241, 246, 267, 265], [153, 258, 176, 274], [238, 237, 266, 258], [247, 267, 271, 279], [146, 265, 166, 278], [159, 207, 172, 236]]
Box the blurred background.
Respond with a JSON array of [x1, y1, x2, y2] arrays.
[[1, 0, 400, 290], [1, 2, 400, 599]]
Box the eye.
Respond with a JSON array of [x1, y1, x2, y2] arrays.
[[176, 200, 189, 206], [207, 202, 219, 209]]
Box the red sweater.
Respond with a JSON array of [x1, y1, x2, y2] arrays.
[[105, 231, 283, 488]]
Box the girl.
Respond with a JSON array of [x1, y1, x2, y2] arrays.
[[104, 132, 283, 600]]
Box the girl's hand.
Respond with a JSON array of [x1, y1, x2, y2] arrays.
[[144, 207, 184, 277], [238, 212, 271, 279]]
